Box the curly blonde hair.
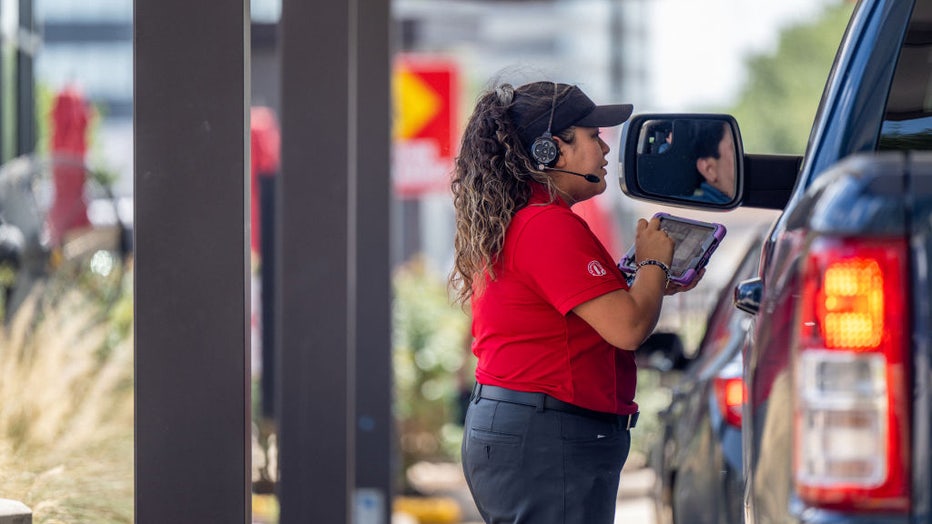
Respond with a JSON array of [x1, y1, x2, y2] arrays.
[[449, 81, 575, 305]]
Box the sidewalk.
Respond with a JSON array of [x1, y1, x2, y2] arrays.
[[396, 459, 658, 524], [253, 461, 659, 523], [615, 466, 657, 523]]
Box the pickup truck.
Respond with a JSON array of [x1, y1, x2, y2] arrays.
[[619, 0, 932, 522]]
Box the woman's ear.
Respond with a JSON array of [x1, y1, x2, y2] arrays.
[[552, 136, 566, 166]]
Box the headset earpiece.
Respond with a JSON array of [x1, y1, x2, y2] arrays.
[[531, 82, 560, 168], [531, 133, 558, 167]]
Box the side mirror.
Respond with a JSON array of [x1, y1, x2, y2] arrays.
[[619, 114, 744, 209], [734, 277, 763, 315], [635, 331, 689, 372]]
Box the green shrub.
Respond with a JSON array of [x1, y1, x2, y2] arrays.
[[0, 263, 134, 523], [392, 257, 471, 479]]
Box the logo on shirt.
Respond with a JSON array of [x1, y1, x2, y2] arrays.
[[587, 260, 607, 276]]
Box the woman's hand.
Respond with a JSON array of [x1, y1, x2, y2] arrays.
[[664, 268, 705, 295], [634, 216, 674, 266]]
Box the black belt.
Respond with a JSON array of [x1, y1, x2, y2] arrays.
[[471, 383, 638, 429]]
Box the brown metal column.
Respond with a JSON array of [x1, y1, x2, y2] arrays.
[[277, 0, 353, 522], [134, 0, 251, 522], [278, 0, 393, 521], [16, 0, 36, 157], [353, 0, 394, 521]]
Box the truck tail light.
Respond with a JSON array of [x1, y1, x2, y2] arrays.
[[714, 376, 744, 427], [794, 237, 910, 512]]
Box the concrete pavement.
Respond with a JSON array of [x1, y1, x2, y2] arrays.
[[393, 459, 658, 524], [615, 466, 657, 523]]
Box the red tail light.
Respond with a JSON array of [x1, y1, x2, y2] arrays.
[[793, 237, 910, 512], [714, 376, 744, 427]]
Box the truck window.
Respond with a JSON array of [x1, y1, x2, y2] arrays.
[[879, 5, 932, 151]]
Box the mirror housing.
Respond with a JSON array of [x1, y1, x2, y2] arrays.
[[618, 113, 801, 210], [619, 114, 743, 210]]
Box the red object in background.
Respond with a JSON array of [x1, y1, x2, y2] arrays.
[[395, 56, 457, 156], [714, 376, 744, 427], [572, 199, 619, 257], [392, 55, 459, 197], [48, 86, 91, 245], [250, 107, 281, 255]]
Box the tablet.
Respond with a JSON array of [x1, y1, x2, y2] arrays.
[[618, 212, 727, 286]]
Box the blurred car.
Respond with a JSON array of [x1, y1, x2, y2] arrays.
[[641, 233, 763, 524]]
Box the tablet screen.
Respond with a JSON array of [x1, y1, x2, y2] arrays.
[[618, 213, 725, 286], [660, 217, 716, 277]]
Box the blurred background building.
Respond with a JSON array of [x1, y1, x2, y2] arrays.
[[19, 0, 838, 267], [30, 0, 283, 198], [19, 0, 839, 276], [34, 0, 132, 194]]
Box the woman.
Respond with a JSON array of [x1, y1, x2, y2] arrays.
[[450, 81, 702, 524]]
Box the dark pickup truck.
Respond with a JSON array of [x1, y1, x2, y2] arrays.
[[619, 0, 932, 522]]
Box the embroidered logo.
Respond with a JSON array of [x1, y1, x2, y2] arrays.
[[587, 260, 607, 277]]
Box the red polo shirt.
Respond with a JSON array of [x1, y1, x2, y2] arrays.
[[471, 183, 638, 415]]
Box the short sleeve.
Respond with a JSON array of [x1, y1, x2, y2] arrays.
[[511, 208, 626, 314]]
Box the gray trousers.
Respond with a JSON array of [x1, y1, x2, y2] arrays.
[[461, 396, 631, 524]]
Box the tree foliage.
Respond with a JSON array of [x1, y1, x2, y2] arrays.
[[730, 2, 854, 154]]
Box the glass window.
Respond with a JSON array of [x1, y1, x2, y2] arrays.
[[688, 236, 761, 368], [35, 0, 131, 22], [879, 6, 932, 151], [36, 44, 133, 101], [251, 0, 281, 23]]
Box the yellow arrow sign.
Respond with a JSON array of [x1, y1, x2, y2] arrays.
[[394, 67, 442, 140]]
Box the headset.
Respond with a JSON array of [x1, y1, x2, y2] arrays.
[[530, 82, 560, 169]]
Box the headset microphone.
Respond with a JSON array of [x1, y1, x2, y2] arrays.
[[544, 167, 601, 184]]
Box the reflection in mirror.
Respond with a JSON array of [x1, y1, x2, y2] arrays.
[[635, 118, 738, 205]]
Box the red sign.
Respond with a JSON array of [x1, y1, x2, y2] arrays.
[[392, 56, 459, 197]]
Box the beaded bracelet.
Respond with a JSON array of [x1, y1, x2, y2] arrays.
[[636, 259, 672, 287]]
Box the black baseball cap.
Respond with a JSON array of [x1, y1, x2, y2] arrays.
[[511, 83, 633, 153]]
